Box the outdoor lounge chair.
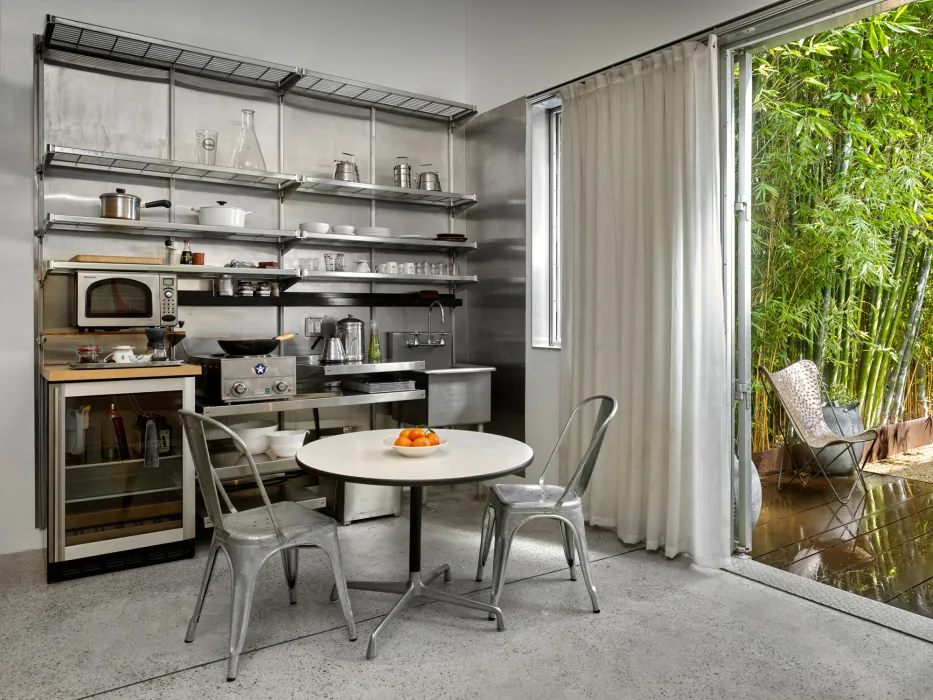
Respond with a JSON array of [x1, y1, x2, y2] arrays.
[[762, 360, 878, 505]]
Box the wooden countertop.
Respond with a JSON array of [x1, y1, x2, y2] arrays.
[[41, 364, 201, 382]]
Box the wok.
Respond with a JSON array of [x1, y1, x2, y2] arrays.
[[218, 333, 295, 356]]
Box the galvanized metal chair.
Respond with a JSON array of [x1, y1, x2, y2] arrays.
[[762, 360, 878, 505], [178, 410, 356, 681], [475, 395, 618, 615]]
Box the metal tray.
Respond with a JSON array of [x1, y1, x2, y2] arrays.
[[68, 361, 186, 370]]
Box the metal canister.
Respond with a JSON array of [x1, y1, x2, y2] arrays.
[[393, 156, 412, 188], [215, 274, 234, 297], [335, 314, 365, 362]]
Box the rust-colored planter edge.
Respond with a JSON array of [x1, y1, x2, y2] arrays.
[[752, 415, 933, 476]]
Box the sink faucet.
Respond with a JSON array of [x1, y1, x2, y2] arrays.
[[426, 301, 446, 347]]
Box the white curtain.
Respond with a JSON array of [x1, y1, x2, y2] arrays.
[[559, 38, 731, 567]]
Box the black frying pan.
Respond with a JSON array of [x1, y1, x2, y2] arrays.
[[217, 333, 295, 356]]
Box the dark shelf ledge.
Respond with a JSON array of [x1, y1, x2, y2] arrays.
[[178, 291, 462, 308]]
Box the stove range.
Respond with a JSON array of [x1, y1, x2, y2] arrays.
[[188, 353, 296, 404]]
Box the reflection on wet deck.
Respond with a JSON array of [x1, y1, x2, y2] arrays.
[[753, 471, 933, 618]]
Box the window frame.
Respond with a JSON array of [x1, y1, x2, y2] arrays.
[[529, 94, 563, 350]]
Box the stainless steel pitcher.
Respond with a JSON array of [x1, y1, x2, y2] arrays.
[[336, 314, 365, 362]]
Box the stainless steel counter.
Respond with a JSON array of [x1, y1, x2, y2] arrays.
[[297, 360, 425, 377], [418, 363, 496, 375]]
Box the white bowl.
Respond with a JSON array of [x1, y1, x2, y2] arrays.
[[228, 421, 278, 455], [383, 435, 447, 458], [299, 222, 330, 235], [332, 225, 355, 235], [267, 429, 309, 458]]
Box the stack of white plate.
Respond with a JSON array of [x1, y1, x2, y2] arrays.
[[357, 226, 391, 237]]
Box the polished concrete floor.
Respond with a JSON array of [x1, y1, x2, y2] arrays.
[[753, 469, 933, 617], [2, 485, 932, 699]]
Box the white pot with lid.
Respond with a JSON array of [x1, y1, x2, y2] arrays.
[[191, 201, 251, 228]]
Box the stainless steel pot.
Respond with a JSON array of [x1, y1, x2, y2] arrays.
[[416, 167, 442, 191], [336, 314, 365, 362], [100, 189, 171, 220], [334, 152, 360, 182]]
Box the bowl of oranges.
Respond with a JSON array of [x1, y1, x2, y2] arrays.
[[384, 427, 446, 458]]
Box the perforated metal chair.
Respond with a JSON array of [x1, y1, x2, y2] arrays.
[[475, 395, 618, 615], [178, 410, 356, 681], [762, 360, 878, 505]]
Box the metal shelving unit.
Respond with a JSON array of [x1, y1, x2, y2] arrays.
[[42, 15, 476, 124], [200, 389, 425, 418], [298, 271, 477, 285], [296, 176, 476, 210]]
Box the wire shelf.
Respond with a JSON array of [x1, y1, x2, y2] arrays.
[[43, 15, 476, 123]]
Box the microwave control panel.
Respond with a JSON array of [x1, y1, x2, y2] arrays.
[[160, 276, 178, 326]]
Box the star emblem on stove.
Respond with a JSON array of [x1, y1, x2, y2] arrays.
[[253, 363, 268, 375]]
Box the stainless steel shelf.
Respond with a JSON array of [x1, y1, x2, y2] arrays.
[[45, 214, 300, 244], [43, 16, 476, 123], [200, 389, 425, 418], [45, 215, 477, 253], [297, 360, 425, 377], [296, 177, 476, 210], [298, 272, 477, 285], [65, 471, 182, 504], [43, 145, 300, 192], [45, 260, 298, 280], [43, 146, 477, 211], [293, 232, 475, 252]]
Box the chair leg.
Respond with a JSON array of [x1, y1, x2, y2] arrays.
[[560, 521, 577, 581], [320, 534, 357, 642], [476, 503, 495, 582], [282, 548, 299, 605], [185, 540, 220, 643], [566, 511, 599, 613], [226, 552, 262, 682], [489, 521, 516, 620]]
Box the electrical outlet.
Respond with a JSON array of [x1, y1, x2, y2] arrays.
[[305, 317, 323, 337]]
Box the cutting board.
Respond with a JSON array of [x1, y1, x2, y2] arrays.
[[70, 254, 162, 264]]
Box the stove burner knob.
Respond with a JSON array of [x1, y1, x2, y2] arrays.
[[231, 382, 248, 396], [272, 380, 289, 394]]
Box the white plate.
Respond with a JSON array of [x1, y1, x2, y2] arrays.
[[398, 234, 429, 239], [383, 435, 447, 458], [332, 225, 355, 235], [357, 226, 391, 236]]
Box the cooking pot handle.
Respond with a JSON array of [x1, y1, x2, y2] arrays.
[[144, 200, 172, 209]]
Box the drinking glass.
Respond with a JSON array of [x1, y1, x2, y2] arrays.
[[196, 129, 218, 165], [324, 253, 336, 272]]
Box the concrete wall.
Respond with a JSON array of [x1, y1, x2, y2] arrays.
[[463, 0, 776, 480], [0, 0, 468, 556]]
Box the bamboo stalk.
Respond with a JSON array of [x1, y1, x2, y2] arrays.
[[889, 246, 932, 422]]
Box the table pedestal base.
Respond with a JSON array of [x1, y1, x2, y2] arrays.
[[335, 564, 505, 658]]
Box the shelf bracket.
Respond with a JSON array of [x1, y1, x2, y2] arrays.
[[279, 70, 304, 96], [279, 179, 302, 202], [281, 237, 303, 255], [279, 275, 302, 291]]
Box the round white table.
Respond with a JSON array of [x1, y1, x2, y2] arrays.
[[296, 428, 533, 659]]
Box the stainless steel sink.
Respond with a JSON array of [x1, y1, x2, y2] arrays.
[[391, 363, 495, 426]]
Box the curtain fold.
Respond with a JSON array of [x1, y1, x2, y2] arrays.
[[559, 39, 731, 567]]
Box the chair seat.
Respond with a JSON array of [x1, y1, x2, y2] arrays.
[[809, 428, 878, 449], [491, 483, 581, 510], [224, 501, 337, 543]]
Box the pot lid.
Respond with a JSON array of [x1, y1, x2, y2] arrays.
[[336, 314, 363, 327], [100, 188, 139, 200], [199, 200, 245, 209]]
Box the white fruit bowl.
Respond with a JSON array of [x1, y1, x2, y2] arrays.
[[383, 436, 447, 458]]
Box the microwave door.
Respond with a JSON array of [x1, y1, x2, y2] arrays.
[[76, 273, 160, 328]]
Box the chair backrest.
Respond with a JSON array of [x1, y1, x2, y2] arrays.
[[177, 409, 284, 542], [544, 395, 619, 508], [762, 360, 834, 446]]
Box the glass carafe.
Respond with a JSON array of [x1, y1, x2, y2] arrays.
[[230, 109, 266, 171]]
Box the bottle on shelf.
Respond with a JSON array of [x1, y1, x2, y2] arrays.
[[180, 239, 193, 265], [107, 403, 131, 461], [369, 318, 382, 363], [231, 109, 267, 171]]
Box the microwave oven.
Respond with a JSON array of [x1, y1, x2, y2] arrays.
[[70, 272, 178, 329]]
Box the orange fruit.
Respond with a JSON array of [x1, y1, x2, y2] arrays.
[[409, 428, 425, 441], [412, 437, 430, 447], [399, 428, 412, 440], [394, 437, 413, 447], [426, 432, 440, 446]]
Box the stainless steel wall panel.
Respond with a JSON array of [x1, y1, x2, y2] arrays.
[[464, 97, 527, 440], [284, 96, 371, 179]]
